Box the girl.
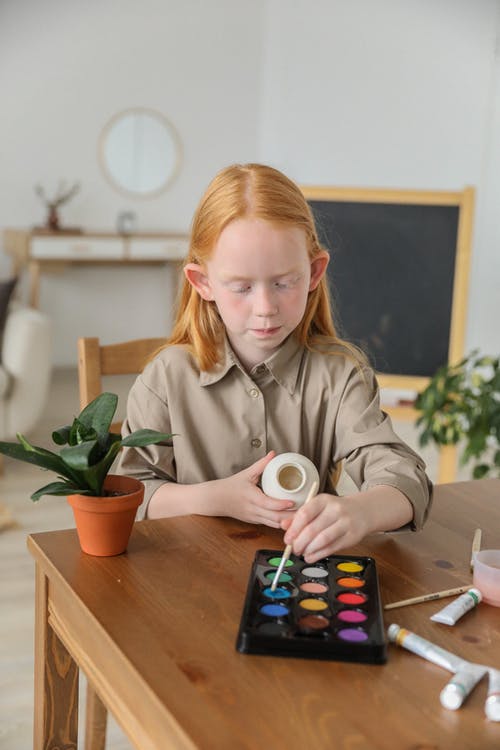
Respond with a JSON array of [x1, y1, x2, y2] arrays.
[[118, 163, 432, 562]]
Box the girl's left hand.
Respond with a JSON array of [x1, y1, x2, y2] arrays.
[[280, 493, 369, 562]]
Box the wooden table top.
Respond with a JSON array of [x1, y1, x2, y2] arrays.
[[28, 479, 500, 750]]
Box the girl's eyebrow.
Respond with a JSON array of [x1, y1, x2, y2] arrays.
[[221, 268, 303, 282]]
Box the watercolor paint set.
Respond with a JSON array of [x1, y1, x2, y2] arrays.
[[236, 549, 387, 663]]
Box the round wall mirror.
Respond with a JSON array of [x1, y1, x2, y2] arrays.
[[99, 108, 181, 197]]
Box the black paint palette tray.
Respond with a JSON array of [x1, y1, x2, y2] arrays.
[[236, 549, 386, 663]]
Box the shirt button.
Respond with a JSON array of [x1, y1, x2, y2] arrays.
[[251, 438, 262, 448], [255, 364, 266, 374], [248, 388, 259, 398]]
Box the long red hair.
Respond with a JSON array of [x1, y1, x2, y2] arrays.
[[165, 163, 357, 371]]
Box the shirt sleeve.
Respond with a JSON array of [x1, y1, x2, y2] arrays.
[[332, 364, 433, 531], [116, 363, 176, 519]]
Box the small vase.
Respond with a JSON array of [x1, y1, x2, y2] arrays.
[[261, 452, 319, 508], [67, 474, 144, 556]]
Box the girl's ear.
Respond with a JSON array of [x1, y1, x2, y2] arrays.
[[309, 251, 330, 291], [184, 263, 214, 301]]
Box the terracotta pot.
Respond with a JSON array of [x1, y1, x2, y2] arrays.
[[67, 475, 144, 556]]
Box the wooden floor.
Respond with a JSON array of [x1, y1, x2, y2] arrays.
[[0, 367, 449, 749]]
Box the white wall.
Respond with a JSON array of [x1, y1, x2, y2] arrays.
[[0, 0, 265, 363], [1, 0, 499, 364], [260, 0, 500, 355]]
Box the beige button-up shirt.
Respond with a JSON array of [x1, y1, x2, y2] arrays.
[[118, 334, 432, 527]]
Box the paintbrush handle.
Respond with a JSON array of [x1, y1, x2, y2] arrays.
[[270, 545, 292, 590], [270, 480, 319, 591], [384, 585, 470, 610], [470, 528, 482, 571]]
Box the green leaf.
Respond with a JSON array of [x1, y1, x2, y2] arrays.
[[0, 391, 180, 500], [60, 440, 100, 471], [69, 417, 97, 446], [31, 481, 80, 502], [79, 441, 124, 495], [122, 430, 174, 447], [472, 464, 490, 479], [52, 426, 72, 445], [414, 350, 500, 482], [0, 436, 79, 482], [78, 393, 119, 436]]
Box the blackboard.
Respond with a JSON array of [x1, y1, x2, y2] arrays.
[[301, 186, 475, 392]]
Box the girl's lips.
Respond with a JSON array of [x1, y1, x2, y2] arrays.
[[251, 326, 282, 337]]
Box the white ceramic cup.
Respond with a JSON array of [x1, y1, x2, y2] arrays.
[[261, 452, 320, 508]]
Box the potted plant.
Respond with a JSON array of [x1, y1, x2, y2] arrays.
[[0, 392, 172, 555], [415, 351, 500, 479]]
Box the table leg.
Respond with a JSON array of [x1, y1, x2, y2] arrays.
[[85, 685, 108, 750], [33, 565, 79, 750], [28, 260, 41, 308]]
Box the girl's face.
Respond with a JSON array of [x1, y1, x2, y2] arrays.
[[185, 217, 328, 370]]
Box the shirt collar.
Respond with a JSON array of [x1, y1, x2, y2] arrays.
[[199, 334, 303, 395], [199, 338, 235, 386]]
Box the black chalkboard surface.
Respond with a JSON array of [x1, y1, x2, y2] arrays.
[[302, 187, 475, 391]]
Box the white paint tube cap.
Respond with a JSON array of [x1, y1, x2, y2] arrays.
[[387, 623, 400, 641], [485, 695, 500, 722], [440, 683, 464, 710]]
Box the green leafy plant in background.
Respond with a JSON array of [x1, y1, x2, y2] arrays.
[[0, 392, 172, 500], [415, 351, 500, 479]]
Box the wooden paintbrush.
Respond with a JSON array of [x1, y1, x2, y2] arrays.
[[270, 480, 318, 592], [470, 528, 482, 572]]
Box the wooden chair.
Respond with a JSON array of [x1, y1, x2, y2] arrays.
[[77, 335, 165, 750], [78, 335, 166, 424]]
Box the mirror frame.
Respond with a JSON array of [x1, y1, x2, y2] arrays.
[[98, 107, 182, 199]]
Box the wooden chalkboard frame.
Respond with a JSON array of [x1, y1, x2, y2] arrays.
[[301, 185, 475, 483], [301, 185, 475, 391]]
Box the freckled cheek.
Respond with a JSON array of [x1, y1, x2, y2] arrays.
[[285, 289, 309, 314], [213, 292, 250, 321]]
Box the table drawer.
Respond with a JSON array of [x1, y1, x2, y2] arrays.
[[128, 237, 188, 260], [31, 237, 124, 260]]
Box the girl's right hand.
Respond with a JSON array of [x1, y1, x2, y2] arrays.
[[215, 451, 296, 528]]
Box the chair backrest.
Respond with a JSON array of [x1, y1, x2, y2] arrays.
[[78, 336, 166, 430]]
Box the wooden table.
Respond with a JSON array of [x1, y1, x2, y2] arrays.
[[28, 479, 500, 750]]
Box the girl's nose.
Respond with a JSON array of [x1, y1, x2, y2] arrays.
[[254, 285, 278, 316]]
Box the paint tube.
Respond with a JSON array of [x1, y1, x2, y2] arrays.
[[430, 588, 482, 626], [485, 668, 500, 722], [440, 664, 487, 710], [387, 624, 468, 673]]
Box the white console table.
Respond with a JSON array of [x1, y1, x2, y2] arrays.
[[3, 229, 189, 307]]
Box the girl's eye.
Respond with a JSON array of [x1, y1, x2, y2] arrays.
[[275, 276, 299, 289], [232, 285, 251, 294]]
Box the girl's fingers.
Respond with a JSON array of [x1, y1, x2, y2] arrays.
[[252, 509, 283, 528], [261, 518, 282, 529], [258, 496, 295, 512], [246, 451, 276, 483], [304, 521, 353, 560], [302, 523, 346, 558], [250, 505, 295, 528], [288, 507, 346, 556], [283, 499, 324, 544], [303, 534, 348, 563]]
